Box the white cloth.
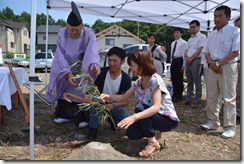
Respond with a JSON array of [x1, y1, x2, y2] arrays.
[[0, 67, 27, 110]]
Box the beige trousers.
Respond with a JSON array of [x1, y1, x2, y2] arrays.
[[204, 66, 222, 110], [206, 63, 238, 128]]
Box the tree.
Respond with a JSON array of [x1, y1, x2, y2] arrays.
[[17, 12, 31, 29], [55, 19, 66, 26], [1, 7, 15, 20], [92, 19, 111, 33], [36, 13, 56, 27]]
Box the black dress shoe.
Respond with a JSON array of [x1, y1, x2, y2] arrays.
[[86, 127, 97, 140]]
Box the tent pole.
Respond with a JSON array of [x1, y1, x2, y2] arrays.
[[45, 8, 49, 85], [29, 0, 37, 160]]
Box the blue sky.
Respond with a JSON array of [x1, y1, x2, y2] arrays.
[[0, 0, 122, 26]]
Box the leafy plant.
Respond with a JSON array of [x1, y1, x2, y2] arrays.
[[69, 60, 117, 130], [5, 51, 14, 58]]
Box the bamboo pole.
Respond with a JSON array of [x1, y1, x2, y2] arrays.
[[63, 92, 109, 109]]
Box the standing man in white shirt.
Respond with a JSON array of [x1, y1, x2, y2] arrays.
[[170, 28, 188, 103], [234, 17, 240, 119], [201, 5, 240, 138], [184, 20, 207, 108], [147, 33, 167, 77]]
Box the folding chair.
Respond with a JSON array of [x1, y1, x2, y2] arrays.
[[24, 77, 51, 107], [183, 77, 188, 94]]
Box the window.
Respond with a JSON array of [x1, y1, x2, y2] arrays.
[[123, 44, 131, 48], [36, 52, 53, 59], [14, 54, 26, 59], [131, 46, 139, 53], [43, 36, 46, 40], [23, 29, 27, 36], [10, 42, 15, 48], [105, 38, 115, 46], [142, 46, 148, 50]]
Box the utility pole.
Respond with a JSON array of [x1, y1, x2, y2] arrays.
[[137, 21, 140, 37]]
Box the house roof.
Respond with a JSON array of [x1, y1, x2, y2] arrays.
[[0, 19, 27, 28], [96, 24, 145, 43], [36, 25, 63, 33]]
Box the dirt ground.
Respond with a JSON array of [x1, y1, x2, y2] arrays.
[[0, 72, 241, 161]]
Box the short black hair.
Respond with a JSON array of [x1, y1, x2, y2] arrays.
[[148, 32, 156, 39], [173, 27, 183, 34], [234, 17, 240, 23], [189, 20, 200, 26], [215, 5, 231, 17], [107, 46, 126, 60]]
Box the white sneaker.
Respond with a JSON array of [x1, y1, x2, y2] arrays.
[[221, 127, 236, 138], [78, 122, 88, 128], [200, 120, 219, 130], [53, 118, 72, 124]]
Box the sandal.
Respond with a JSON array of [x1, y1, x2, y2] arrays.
[[155, 130, 162, 140], [139, 141, 162, 158]]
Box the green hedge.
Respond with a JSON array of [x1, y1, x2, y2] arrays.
[[5, 51, 14, 58]]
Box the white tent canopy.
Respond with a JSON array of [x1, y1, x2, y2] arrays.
[[46, 0, 240, 31]]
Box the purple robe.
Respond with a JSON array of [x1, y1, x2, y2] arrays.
[[46, 26, 100, 103]]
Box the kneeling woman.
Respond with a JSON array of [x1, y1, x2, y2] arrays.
[[100, 49, 180, 158]]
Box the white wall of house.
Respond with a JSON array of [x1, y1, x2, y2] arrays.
[[12, 27, 30, 53], [14, 28, 21, 52], [0, 25, 30, 55], [21, 27, 30, 53], [6, 29, 15, 52], [97, 36, 144, 53], [37, 33, 57, 44], [96, 25, 146, 53], [0, 25, 7, 54]]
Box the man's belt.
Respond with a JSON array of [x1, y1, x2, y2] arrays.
[[172, 57, 183, 60]]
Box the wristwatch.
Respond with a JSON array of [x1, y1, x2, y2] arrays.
[[112, 103, 117, 109], [215, 61, 220, 67]]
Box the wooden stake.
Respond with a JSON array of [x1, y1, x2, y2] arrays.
[[0, 106, 4, 125], [4, 62, 30, 123]]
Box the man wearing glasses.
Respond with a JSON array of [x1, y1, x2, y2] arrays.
[[46, 1, 101, 128], [183, 20, 206, 109]]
